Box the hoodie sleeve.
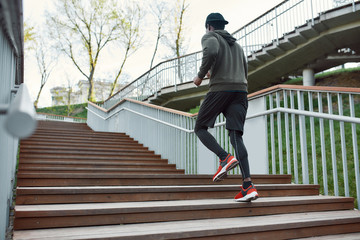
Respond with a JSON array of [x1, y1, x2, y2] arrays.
[[197, 33, 219, 79]]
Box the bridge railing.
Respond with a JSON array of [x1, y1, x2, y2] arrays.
[[87, 85, 360, 208], [101, 0, 357, 110], [233, 0, 356, 55]]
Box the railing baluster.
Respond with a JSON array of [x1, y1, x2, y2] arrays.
[[290, 90, 299, 183], [276, 91, 283, 174], [318, 92, 328, 195], [284, 90, 291, 174], [298, 90, 309, 184], [349, 94, 360, 208], [338, 93, 349, 197], [308, 91, 318, 184], [269, 94, 276, 174], [327, 92, 339, 196]]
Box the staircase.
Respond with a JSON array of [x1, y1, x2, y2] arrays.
[[12, 121, 360, 239]]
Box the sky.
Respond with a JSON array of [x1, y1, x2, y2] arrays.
[[23, 0, 284, 107]]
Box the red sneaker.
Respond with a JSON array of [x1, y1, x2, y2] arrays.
[[234, 184, 259, 202], [212, 154, 239, 182]]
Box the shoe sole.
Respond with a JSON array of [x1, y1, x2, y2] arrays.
[[234, 191, 259, 202], [213, 160, 239, 182]]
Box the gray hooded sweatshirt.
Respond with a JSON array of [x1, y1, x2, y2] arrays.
[[197, 30, 248, 92]]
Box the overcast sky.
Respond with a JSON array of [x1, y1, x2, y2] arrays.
[[23, 0, 283, 107]]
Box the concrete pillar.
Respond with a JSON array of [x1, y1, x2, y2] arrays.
[[303, 68, 315, 86]]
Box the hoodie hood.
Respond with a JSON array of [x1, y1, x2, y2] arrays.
[[214, 30, 236, 46]]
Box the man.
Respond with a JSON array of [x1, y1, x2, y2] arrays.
[[193, 13, 258, 202]]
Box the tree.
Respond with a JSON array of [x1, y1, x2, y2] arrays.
[[23, 22, 35, 50], [33, 38, 57, 109], [163, 0, 190, 83], [46, 0, 123, 102], [138, 1, 170, 97], [24, 22, 57, 109], [108, 1, 143, 97], [148, 1, 169, 70]]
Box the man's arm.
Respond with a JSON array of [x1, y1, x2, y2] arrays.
[[197, 33, 219, 79]]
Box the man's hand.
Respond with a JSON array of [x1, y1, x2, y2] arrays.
[[193, 76, 203, 86]]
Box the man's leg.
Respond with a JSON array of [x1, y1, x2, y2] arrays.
[[195, 92, 239, 181], [229, 130, 252, 187], [194, 125, 228, 160]]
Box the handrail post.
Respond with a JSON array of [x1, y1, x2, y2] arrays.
[[275, 6, 279, 45], [353, 0, 356, 12], [310, 0, 315, 25], [297, 90, 309, 184]]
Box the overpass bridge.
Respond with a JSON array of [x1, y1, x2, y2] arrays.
[[103, 0, 360, 112]]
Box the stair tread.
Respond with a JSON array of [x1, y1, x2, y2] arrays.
[[16, 184, 319, 194], [293, 232, 360, 239], [15, 195, 353, 216], [12, 210, 360, 240], [16, 173, 289, 179]]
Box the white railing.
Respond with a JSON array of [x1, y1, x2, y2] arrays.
[[251, 85, 360, 208], [36, 112, 87, 123], [87, 85, 360, 208], [87, 100, 199, 174], [101, 0, 358, 110]]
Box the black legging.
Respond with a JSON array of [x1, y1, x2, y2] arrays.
[[195, 126, 251, 179]]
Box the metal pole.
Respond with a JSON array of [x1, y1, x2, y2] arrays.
[[327, 92, 339, 196], [276, 91, 283, 174], [310, 0, 315, 25], [349, 94, 360, 208], [318, 92, 328, 195], [353, 0, 356, 12], [308, 92, 317, 185], [298, 91, 309, 184], [275, 6, 279, 44], [338, 93, 349, 197]]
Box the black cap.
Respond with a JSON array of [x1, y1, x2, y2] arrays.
[[205, 13, 229, 28]]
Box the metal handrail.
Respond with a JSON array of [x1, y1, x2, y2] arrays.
[[4, 83, 37, 138], [101, 0, 357, 110]]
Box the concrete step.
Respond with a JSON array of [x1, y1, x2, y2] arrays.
[[13, 196, 355, 230], [13, 210, 360, 239], [15, 184, 319, 205]]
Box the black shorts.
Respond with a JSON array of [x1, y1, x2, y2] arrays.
[[195, 91, 248, 133]]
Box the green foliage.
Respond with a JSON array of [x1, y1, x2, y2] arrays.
[[36, 103, 88, 119], [189, 105, 200, 114]]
